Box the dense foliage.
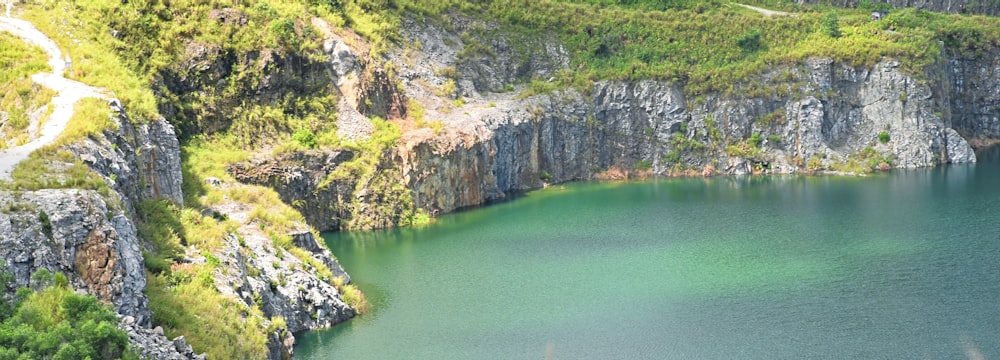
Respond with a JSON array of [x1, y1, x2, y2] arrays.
[[0, 270, 136, 360]]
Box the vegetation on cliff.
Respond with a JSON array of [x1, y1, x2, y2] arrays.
[[355, 0, 1000, 95], [0, 270, 136, 360], [5, 1, 369, 356]]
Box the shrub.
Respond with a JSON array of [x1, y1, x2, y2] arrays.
[[749, 133, 764, 147], [539, 170, 554, 183], [338, 283, 369, 314], [0, 270, 136, 360], [437, 79, 457, 98], [635, 160, 653, 171], [878, 131, 890, 144], [38, 210, 53, 239], [737, 29, 763, 53], [292, 128, 318, 149], [822, 12, 841, 38]]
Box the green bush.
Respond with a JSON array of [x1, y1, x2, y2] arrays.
[[0, 270, 137, 360], [292, 128, 318, 149], [878, 131, 890, 144], [38, 211, 53, 240], [737, 29, 763, 53], [822, 12, 841, 38], [749, 133, 764, 147]]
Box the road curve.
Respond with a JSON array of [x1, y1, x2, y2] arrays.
[[0, 15, 108, 181]]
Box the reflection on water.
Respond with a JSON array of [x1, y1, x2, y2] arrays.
[[297, 148, 1000, 359]]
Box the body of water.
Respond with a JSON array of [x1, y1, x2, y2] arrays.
[[297, 148, 1000, 359]]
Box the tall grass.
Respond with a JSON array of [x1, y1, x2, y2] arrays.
[[1, 147, 110, 196], [146, 267, 268, 359], [0, 32, 55, 148], [54, 97, 117, 146]]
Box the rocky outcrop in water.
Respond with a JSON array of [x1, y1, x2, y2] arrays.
[[198, 171, 357, 357]]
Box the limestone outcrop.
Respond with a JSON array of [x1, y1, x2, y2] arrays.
[[380, 17, 986, 215], [0, 189, 148, 323], [221, 14, 996, 232]]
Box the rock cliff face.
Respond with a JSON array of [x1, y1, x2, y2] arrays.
[[225, 14, 996, 231], [2, 97, 357, 358], [0, 190, 147, 321], [947, 50, 1000, 143], [229, 150, 355, 232], [0, 188, 194, 359], [382, 17, 988, 215], [209, 214, 354, 359], [67, 100, 184, 211], [796, 0, 1000, 15], [0, 102, 199, 358]]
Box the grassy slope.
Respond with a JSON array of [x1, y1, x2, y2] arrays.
[[0, 32, 54, 149], [384, 0, 1000, 95]]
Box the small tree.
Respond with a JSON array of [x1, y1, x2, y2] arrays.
[[737, 29, 763, 53], [878, 131, 890, 144], [822, 12, 841, 38]]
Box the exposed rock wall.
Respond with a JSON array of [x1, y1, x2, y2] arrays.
[[156, 37, 333, 138], [229, 150, 356, 232], [68, 99, 184, 212], [2, 96, 358, 357], [946, 50, 1000, 142], [0, 189, 148, 323], [212, 228, 354, 359], [385, 17, 987, 215], [230, 14, 995, 230]]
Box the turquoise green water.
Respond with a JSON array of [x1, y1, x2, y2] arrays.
[[298, 148, 1000, 359]]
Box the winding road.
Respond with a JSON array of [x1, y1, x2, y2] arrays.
[[0, 14, 108, 181]]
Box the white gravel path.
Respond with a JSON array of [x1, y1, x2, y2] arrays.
[[735, 3, 793, 17], [0, 14, 108, 180]]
